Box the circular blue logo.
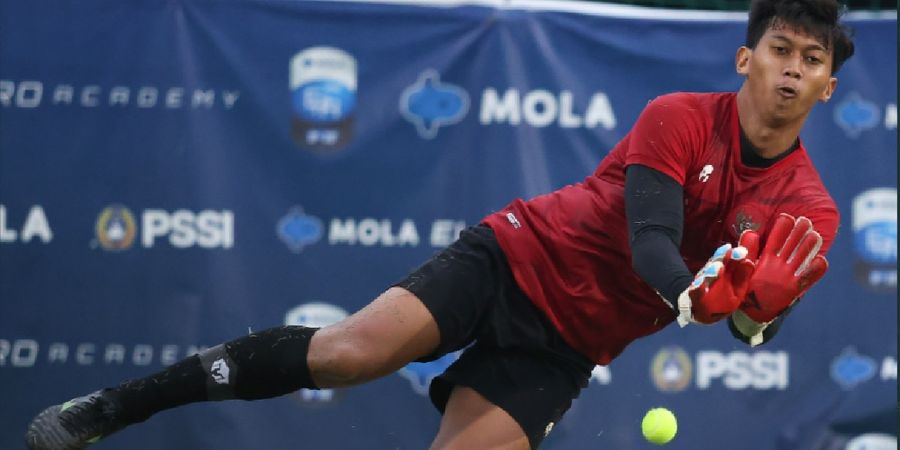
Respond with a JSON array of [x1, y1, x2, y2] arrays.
[[854, 221, 897, 265], [292, 80, 355, 123]]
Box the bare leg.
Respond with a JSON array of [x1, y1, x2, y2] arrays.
[[430, 386, 531, 450], [309, 286, 441, 387]]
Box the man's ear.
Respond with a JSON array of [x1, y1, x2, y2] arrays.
[[736, 47, 752, 76], [819, 77, 837, 102]]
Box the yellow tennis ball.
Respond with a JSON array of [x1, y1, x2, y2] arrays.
[[641, 407, 677, 445]]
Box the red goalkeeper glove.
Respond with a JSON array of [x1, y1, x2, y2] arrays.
[[738, 213, 829, 324], [676, 231, 757, 326]]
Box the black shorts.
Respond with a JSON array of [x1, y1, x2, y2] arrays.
[[393, 224, 594, 449]]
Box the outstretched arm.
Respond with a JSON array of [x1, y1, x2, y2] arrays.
[[625, 164, 692, 305], [626, 164, 754, 325]]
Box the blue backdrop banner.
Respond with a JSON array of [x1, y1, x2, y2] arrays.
[[0, 1, 895, 449]]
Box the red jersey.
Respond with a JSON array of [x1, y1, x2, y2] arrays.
[[482, 92, 839, 365]]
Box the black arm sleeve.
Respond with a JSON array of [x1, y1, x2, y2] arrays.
[[625, 164, 694, 307]]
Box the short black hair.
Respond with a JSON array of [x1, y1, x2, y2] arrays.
[[746, 0, 855, 74]]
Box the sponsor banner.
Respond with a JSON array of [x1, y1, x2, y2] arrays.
[[650, 346, 789, 392], [0, 205, 52, 244], [276, 206, 466, 251], [94, 206, 235, 250], [851, 188, 897, 291], [0, 81, 241, 110], [0, 2, 894, 450], [0, 339, 207, 368]]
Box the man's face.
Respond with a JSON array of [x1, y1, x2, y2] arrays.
[[737, 25, 838, 126]]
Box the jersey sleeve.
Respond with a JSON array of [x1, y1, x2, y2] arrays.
[[624, 93, 706, 185]]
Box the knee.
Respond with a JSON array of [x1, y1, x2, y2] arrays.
[[307, 330, 382, 386]]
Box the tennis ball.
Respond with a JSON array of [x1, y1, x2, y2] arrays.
[[641, 407, 677, 445]]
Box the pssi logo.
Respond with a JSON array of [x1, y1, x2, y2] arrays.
[[96, 205, 137, 250], [651, 346, 789, 391], [650, 346, 692, 393], [94, 206, 234, 250], [696, 351, 788, 390], [289, 47, 357, 151], [400, 70, 469, 139]]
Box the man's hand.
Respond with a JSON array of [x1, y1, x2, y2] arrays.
[[677, 232, 757, 326], [739, 213, 829, 324]]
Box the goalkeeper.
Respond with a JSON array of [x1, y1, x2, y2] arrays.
[[26, 0, 854, 449]]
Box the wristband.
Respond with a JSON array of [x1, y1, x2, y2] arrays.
[[730, 309, 771, 346]]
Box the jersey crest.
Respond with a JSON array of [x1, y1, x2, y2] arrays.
[[732, 208, 761, 237]]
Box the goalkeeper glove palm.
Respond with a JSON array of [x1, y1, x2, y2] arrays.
[[739, 213, 828, 324], [677, 231, 757, 326]]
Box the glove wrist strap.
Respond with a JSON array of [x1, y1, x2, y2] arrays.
[[731, 309, 771, 346], [676, 290, 695, 328]]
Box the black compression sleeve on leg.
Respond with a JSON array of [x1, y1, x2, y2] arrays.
[[113, 355, 209, 424], [212, 325, 320, 400], [111, 326, 320, 425]]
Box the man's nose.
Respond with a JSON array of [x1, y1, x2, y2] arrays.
[[783, 57, 802, 79]]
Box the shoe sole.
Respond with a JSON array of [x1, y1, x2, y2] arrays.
[[26, 404, 90, 450]]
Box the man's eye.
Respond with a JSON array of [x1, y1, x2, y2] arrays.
[[806, 56, 822, 64]]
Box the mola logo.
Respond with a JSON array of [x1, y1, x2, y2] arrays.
[[830, 347, 877, 390], [400, 70, 469, 139], [834, 92, 881, 138], [277, 207, 323, 253], [398, 351, 461, 395]]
